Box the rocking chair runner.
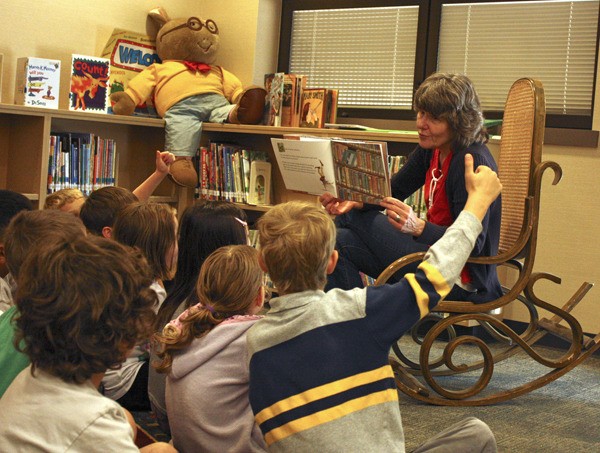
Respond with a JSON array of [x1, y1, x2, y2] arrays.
[[376, 77, 600, 406]]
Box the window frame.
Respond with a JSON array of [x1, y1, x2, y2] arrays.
[[278, 0, 431, 122], [278, 0, 600, 129]]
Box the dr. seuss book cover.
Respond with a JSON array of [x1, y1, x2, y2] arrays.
[[14, 57, 61, 109], [69, 54, 110, 113], [101, 28, 161, 117]]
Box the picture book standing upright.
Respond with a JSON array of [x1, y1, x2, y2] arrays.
[[69, 54, 110, 113], [101, 28, 161, 117], [14, 57, 61, 109]]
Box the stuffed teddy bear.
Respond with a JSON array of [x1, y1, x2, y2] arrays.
[[110, 7, 267, 187]]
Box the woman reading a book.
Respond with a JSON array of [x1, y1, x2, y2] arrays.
[[320, 73, 502, 303]]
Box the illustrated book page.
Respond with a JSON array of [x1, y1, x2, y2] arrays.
[[270, 137, 390, 204]]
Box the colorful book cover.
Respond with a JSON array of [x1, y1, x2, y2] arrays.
[[300, 88, 327, 128], [265, 72, 284, 126], [101, 28, 161, 117], [14, 57, 61, 109], [69, 54, 110, 113]]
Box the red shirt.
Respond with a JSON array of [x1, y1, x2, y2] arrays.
[[424, 149, 472, 285]]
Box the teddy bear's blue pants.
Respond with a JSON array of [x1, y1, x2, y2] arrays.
[[164, 93, 234, 157]]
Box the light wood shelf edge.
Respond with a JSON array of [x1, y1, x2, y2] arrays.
[[0, 103, 165, 128]]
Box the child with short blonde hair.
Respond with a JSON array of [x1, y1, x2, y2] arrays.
[[247, 154, 500, 452], [155, 245, 267, 452], [43, 188, 85, 215]]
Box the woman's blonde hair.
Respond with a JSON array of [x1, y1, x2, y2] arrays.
[[257, 201, 336, 295], [154, 245, 264, 373]]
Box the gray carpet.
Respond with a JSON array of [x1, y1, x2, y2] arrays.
[[397, 338, 600, 452], [135, 339, 600, 451]]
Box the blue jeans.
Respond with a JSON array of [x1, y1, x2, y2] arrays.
[[327, 209, 471, 300], [327, 209, 429, 290], [164, 93, 234, 157]]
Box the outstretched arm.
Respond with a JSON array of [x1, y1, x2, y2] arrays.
[[133, 151, 176, 202]]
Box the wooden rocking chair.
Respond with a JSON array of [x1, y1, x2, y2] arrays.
[[376, 78, 600, 406]]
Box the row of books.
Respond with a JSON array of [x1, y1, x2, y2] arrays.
[[47, 133, 117, 195], [197, 143, 272, 206], [264, 73, 338, 129]]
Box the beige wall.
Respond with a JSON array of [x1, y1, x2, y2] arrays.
[[1, 0, 598, 331], [0, 0, 266, 108]]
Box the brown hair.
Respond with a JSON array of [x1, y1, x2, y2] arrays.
[[79, 186, 138, 235], [112, 202, 177, 281], [4, 210, 85, 279], [414, 72, 488, 150], [14, 235, 157, 384], [257, 201, 336, 295], [154, 245, 264, 373]]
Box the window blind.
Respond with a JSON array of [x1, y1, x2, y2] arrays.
[[438, 0, 599, 115], [289, 6, 420, 110]]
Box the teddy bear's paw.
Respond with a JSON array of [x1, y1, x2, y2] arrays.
[[169, 157, 198, 188], [229, 87, 267, 125]]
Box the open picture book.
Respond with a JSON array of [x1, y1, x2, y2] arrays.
[[270, 136, 391, 204]]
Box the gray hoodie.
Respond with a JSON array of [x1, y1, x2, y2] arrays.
[[167, 315, 267, 453]]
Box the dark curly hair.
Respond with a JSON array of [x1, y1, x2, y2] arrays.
[[414, 73, 488, 150], [14, 235, 158, 384]]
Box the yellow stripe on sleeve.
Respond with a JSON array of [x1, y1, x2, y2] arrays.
[[255, 365, 393, 425], [264, 388, 399, 446], [405, 261, 450, 319]]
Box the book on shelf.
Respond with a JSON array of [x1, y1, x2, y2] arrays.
[[248, 161, 272, 206], [281, 74, 307, 127], [264, 72, 285, 126], [270, 136, 390, 204], [14, 57, 61, 109], [0, 54, 3, 103], [197, 143, 269, 204], [69, 54, 110, 113], [101, 28, 161, 117], [299, 88, 338, 128], [48, 132, 117, 195]]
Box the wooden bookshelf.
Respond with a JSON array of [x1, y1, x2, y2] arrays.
[[0, 104, 421, 214], [0, 103, 178, 209], [197, 122, 421, 213]]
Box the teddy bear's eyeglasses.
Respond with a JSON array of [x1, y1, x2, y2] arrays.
[[160, 17, 219, 42]]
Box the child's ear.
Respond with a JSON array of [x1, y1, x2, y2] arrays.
[[257, 252, 268, 273], [326, 250, 338, 275], [102, 226, 112, 239], [255, 286, 265, 308]]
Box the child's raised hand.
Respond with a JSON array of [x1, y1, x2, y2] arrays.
[[463, 153, 502, 221], [156, 151, 176, 175]]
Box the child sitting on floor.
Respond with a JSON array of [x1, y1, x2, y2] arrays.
[[154, 245, 267, 452], [149, 200, 250, 434], [0, 210, 86, 398], [104, 202, 178, 411], [247, 154, 499, 452], [0, 235, 175, 452]]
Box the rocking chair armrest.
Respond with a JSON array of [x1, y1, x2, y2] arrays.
[[375, 251, 427, 286]]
